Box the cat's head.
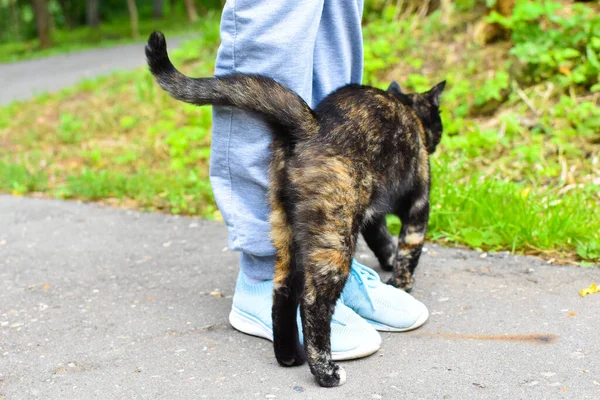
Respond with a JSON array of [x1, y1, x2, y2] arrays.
[[387, 80, 446, 154]]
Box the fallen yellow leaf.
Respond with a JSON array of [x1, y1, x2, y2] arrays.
[[559, 66, 571, 76], [579, 283, 600, 297]]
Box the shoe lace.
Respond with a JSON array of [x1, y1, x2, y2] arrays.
[[349, 260, 380, 311]]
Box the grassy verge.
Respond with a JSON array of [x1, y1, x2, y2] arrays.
[[0, 20, 220, 217], [0, 3, 598, 265], [0, 11, 217, 63]]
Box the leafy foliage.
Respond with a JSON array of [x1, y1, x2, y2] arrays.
[[488, 0, 600, 88], [0, 1, 222, 62], [363, 2, 599, 263], [0, 0, 223, 42]]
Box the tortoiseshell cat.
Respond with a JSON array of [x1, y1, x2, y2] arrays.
[[146, 32, 445, 387]]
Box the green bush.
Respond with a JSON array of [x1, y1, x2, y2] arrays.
[[488, 1, 600, 89]]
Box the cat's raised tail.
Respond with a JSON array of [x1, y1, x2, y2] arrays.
[[145, 31, 319, 139]]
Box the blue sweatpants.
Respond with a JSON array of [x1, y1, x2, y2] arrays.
[[210, 0, 365, 280]]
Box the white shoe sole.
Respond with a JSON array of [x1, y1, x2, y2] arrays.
[[229, 307, 274, 341], [366, 307, 429, 332], [229, 307, 380, 361]]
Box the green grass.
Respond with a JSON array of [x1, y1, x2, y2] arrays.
[[387, 175, 599, 262], [0, 5, 598, 265], [0, 11, 217, 63], [0, 16, 221, 218], [0, 161, 216, 215], [430, 164, 598, 261]]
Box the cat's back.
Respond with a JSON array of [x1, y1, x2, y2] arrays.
[[309, 84, 422, 158], [314, 85, 399, 125]]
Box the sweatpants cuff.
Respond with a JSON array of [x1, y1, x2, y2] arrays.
[[240, 252, 276, 281]]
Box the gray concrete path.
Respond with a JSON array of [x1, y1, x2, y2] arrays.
[[0, 37, 186, 106], [0, 195, 599, 399]]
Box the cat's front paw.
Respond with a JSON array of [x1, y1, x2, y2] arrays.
[[387, 271, 414, 292]]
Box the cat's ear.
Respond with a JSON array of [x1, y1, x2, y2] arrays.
[[427, 80, 446, 107], [388, 81, 413, 106], [387, 81, 402, 94]]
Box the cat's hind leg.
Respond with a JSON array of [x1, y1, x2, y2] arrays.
[[271, 203, 305, 367], [270, 146, 305, 367], [289, 155, 361, 386], [301, 244, 352, 387]]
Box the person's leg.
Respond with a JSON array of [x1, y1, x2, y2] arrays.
[[311, 0, 364, 106], [210, 0, 381, 359], [312, 0, 430, 332], [211, 0, 325, 282]]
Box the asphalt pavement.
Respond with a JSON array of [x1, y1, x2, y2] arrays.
[[1, 195, 599, 399], [0, 37, 186, 106]]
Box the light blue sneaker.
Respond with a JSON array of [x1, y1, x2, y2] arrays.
[[341, 260, 429, 332], [229, 272, 381, 361]]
